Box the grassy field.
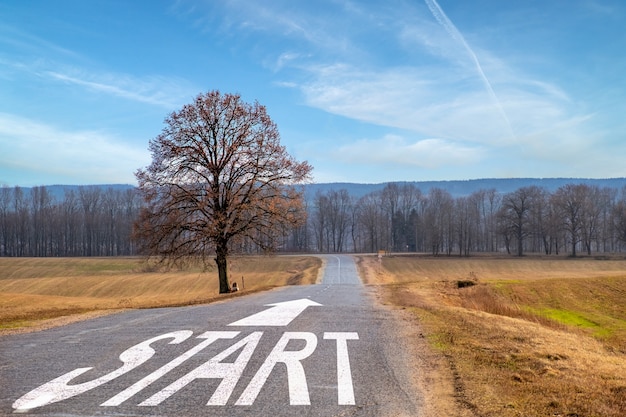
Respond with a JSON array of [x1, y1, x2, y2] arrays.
[[0, 256, 322, 332], [358, 254, 626, 417]]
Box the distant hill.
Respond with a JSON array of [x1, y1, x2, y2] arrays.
[[13, 178, 626, 201], [15, 184, 136, 201], [302, 178, 626, 200]]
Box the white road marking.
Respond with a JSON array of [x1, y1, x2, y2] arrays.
[[336, 255, 342, 284], [235, 332, 317, 405], [324, 332, 359, 405], [101, 331, 239, 406], [139, 332, 262, 406], [13, 331, 192, 411], [228, 299, 322, 327], [13, 299, 361, 409]]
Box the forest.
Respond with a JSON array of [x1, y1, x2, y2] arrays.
[[304, 182, 626, 256], [0, 185, 140, 257], [2, 181, 626, 257]]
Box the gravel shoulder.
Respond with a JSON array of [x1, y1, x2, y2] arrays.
[[370, 285, 476, 417]]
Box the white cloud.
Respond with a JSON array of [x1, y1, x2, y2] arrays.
[[294, 56, 596, 156], [0, 23, 81, 60], [269, 52, 308, 72], [236, 0, 612, 175], [336, 135, 483, 168], [298, 60, 626, 179], [45, 69, 195, 109], [299, 64, 510, 142], [1, 55, 196, 111], [0, 113, 149, 185], [181, 0, 626, 180], [0, 22, 196, 110]]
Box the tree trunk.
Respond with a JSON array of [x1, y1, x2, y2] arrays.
[[215, 241, 230, 294], [571, 232, 577, 257]]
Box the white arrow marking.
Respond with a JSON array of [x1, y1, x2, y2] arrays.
[[228, 298, 322, 327]]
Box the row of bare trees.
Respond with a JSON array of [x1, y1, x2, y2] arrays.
[[3, 182, 626, 258], [302, 183, 626, 256], [0, 185, 141, 257]]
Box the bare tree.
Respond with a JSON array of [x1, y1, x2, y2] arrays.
[[455, 196, 471, 256], [326, 189, 351, 252], [598, 187, 617, 252], [528, 187, 551, 254], [381, 183, 400, 251], [392, 184, 422, 252], [455, 192, 481, 256], [0, 186, 11, 256], [285, 196, 310, 252], [135, 91, 312, 293], [61, 189, 80, 256], [472, 189, 500, 252], [580, 185, 602, 255], [498, 186, 542, 256], [31, 186, 53, 256], [311, 191, 330, 252], [424, 188, 454, 255], [356, 191, 385, 253], [614, 187, 626, 247], [13, 187, 29, 256], [79, 186, 101, 256], [310, 189, 352, 253], [553, 184, 588, 257]]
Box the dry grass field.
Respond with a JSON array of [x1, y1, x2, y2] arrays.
[[0, 256, 321, 332], [358, 254, 626, 417]]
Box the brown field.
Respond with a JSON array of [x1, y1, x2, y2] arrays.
[[358, 254, 626, 417], [0, 256, 322, 333]]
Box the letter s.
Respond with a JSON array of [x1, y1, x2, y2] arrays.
[[13, 330, 193, 411]]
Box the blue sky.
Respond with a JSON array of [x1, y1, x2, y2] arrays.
[[1, 0, 625, 186]]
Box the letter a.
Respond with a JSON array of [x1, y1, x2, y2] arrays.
[[139, 332, 262, 406]]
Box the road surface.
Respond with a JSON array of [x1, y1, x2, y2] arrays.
[[0, 255, 420, 416]]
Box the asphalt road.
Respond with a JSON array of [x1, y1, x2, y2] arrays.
[[0, 255, 420, 416]]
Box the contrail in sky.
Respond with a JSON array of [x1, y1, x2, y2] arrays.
[[424, 0, 516, 140]]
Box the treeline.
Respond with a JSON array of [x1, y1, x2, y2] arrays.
[[4, 182, 626, 257], [292, 182, 626, 256], [0, 186, 141, 256]]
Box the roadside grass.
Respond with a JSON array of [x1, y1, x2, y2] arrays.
[[358, 254, 626, 417], [0, 256, 321, 332]]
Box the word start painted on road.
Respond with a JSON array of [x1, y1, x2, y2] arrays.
[[13, 299, 360, 412]]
